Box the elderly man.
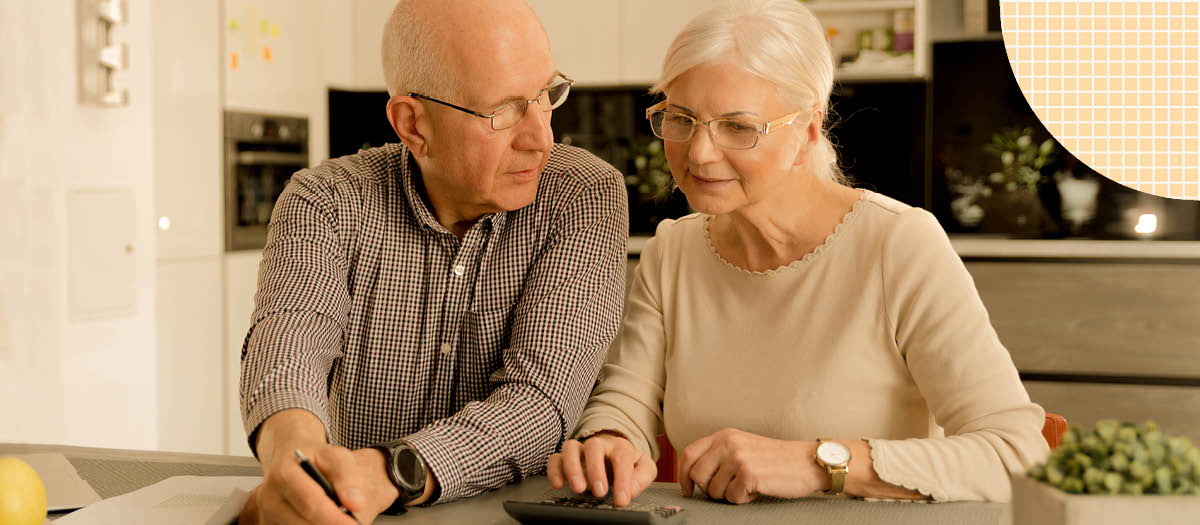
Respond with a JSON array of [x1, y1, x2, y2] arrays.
[[237, 0, 628, 522]]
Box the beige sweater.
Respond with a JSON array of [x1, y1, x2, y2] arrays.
[[573, 191, 1049, 502]]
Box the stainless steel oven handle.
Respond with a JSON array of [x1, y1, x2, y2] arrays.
[[235, 151, 309, 166]]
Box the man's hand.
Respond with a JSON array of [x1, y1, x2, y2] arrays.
[[678, 428, 823, 504], [239, 410, 399, 524], [546, 431, 657, 508]]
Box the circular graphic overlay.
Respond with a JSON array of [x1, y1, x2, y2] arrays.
[[1000, 1, 1199, 199]]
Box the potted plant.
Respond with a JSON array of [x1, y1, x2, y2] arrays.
[[625, 138, 689, 234], [1013, 420, 1200, 524], [978, 126, 1057, 236]]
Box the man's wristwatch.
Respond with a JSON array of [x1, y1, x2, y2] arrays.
[[372, 440, 429, 514], [814, 438, 852, 496]]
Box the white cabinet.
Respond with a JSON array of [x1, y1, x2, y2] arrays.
[[156, 259, 225, 454], [618, 0, 721, 85], [224, 251, 263, 457], [349, 0, 396, 91], [527, 1, 621, 86], [152, 0, 225, 454], [223, 0, 329, 162]]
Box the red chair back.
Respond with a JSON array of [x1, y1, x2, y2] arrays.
[[652, 413, 1067, 483]]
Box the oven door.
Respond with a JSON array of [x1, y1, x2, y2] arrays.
[[225, 149, 308, 251]]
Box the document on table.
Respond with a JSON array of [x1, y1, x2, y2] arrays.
[[54, 475, 262, 525], [8, 453, 102, 511]]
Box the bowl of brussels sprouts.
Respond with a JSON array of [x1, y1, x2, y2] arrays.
[[1012, 420, 1200, 524]]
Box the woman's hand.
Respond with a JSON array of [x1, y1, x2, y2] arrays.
[[546, 431, 658, 507], [678, 428, 824, 504]]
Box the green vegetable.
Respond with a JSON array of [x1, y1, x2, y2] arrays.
[[1027, 420, 1200, 495]]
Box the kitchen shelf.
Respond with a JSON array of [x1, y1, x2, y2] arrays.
[[835, 68, 926, 83], [806, 0, 917, 13], [932, 31, 1005, 44]]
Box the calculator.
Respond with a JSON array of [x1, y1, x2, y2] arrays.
[[503, 496, 687, 524]]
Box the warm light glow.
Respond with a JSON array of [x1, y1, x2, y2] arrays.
[[158, 216, 171, 231], [1134, 214, 1157, 235]]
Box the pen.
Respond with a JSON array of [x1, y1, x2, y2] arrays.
[[294, 449, 360, 524]]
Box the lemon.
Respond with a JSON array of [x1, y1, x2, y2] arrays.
[[0, 457, 47, 525]]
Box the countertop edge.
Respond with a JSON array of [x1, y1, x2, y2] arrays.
[[627, 235, 1200, 260]]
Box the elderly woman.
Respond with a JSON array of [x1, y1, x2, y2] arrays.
[[546, 0, 1049, 507]]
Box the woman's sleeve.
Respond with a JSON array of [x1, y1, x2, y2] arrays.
[[571, 225, 671, 460], [868, 208, 1050, 502]]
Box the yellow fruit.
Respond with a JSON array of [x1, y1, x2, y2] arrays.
[[0, 457, 47, 525]]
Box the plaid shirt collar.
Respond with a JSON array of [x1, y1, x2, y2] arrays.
[[397, 146, 509, 236]]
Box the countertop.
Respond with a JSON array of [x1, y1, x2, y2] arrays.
[[627, 235, 1200, 260]]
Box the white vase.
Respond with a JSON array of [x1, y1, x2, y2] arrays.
[[1055, 171, 1100, 235]]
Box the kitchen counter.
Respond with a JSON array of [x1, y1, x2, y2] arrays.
[[627, 235, 1200, 261]]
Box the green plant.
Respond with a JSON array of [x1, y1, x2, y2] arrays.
[[983, 126, 1056, 194], [1027, 420, 1200, 495], [627, 138, 674, 201]]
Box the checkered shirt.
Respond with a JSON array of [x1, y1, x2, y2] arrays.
[[239, 142, 628, 502]]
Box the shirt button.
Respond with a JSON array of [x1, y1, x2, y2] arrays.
[[452, 264, 465, 276], [439, 343, 452, 355]]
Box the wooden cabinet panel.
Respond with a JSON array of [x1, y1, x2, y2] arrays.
[[967, 262, 1200, 378], [1025, 381, 1200, 442]]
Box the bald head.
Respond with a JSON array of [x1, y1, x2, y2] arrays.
[[382, 0, 551, 100]]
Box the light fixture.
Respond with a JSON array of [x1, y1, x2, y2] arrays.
[[1134, 213, 1157, 236]]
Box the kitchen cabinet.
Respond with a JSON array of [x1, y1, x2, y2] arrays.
[[807, 0, 930, 81], [534, 0, 930, 86], [152, 0, 225, 454], [156, 259, 225, 454], [527, 0, 622, 86], [349, 0, 396, 90], [965, 250, 1200, 443], [224, 251, 262, 457], [223, 0, 329, 162], [617, 0, 723, 85]]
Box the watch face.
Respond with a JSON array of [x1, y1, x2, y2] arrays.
[[817, 441, 851, 466], [394, 446, 426, 492]]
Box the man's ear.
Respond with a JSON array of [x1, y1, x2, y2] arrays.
[[387, 96, 430, 157]]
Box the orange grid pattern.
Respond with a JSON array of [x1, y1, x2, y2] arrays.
[[1000, 0, 1200, 199]]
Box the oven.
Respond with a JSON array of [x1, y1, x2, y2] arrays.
[[224, 111, 309, 251]]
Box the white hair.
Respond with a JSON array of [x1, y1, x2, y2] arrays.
[[381, 0, 457, 98], [651, 0, 846, 184]]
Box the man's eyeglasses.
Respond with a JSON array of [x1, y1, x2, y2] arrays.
[[645, 101, 809, 150], [409, 74, 574, 130]]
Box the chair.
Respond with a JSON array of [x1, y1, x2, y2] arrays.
[[652, 413, 1068, 483]]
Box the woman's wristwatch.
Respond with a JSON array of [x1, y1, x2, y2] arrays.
[[372, 440, 429, 514], [814, 438, 852, 496]]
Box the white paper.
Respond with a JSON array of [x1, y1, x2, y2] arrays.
[[54, 475, 262, 525], [8, 453, 102, 512]]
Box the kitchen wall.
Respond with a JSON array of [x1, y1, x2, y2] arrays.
[[0, 0, 158, 449]]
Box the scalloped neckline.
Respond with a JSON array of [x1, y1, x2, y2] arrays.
[[704, 190, 870, 277]]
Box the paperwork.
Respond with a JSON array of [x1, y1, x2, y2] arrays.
[[7, 453, 102, 512], [54, 475, 261, 525]]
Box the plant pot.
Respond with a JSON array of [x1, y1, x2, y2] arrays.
[[1011, 474, 1200, 525], [979, 188, 1049, 237]]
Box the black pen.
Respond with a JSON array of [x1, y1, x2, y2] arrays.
[[294, 449, 360, 524]]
